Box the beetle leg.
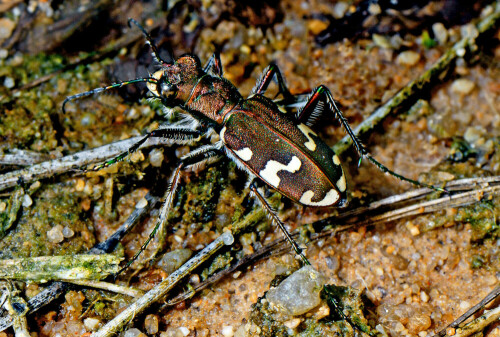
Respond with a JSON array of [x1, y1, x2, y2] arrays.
[[91, 127, 202, 171], [203, 52, 223, 76], [117, 144, 223, 274], [299, 85, 447, 193], [249, 179, 311, 266], [251, 63, 293, 102], [298, 85, 367, 155]]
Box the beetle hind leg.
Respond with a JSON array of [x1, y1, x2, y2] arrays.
[[249, 179, 311, 266], [299, 85, 447, 193]]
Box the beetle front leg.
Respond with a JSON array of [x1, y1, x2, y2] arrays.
[[251, 63, 293, 102], [249, 179, 311, 266], [91, 127, 202, 171]]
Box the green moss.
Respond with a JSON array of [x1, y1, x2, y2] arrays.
[[0, 182, 95, 259], [455, 201, 499, 241], [421, 31, 437, 49]]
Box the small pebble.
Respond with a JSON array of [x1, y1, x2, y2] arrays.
[[157, 249, 193, 274], [125, 108, 140, 120], [283, 318, 302, 329], [83, 317, 100, 331], [373, 34, 392, 49], [178, 327, 190, 336], [333, 2, 349, 19], [75, 179, 85, 192], [0, 18, 15, 41], [47, 225, 64, 243], [175, 146, 190, 158], [123, 328, 146, 337], [368, 3, 381, 15], [0, 49, 8, 59], [130, 151, 145, 163], [135, 197, 148, 209], [459, 300, 470, 311], [22, 194, 33, 207], [314, 304, 330, 320], [3, 77, 14, 89], [396, 51, 421, 66], [420, 291, 429, 303], [189, 274, 200, 285], [149, 148, 164, 167], [144, 314, 159, 334], [432, 22, 448, 45], [266, 265, 326, 315], [221, 325, 234, 337], [307, 19, 328, 35], [62, 226, 75, 238], [451, 78, 475, 95], [405, 222, 420, 236]]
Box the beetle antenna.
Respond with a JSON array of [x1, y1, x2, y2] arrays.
[[62, 78, 157, 114], [128, 18, 172, 65]]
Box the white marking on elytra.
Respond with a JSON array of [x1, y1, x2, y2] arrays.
[[234, 147, 253, 161], [299, 189, 340, 206], [260, 156, 302, 188], [336, 174, 346, 192], [297, 124, 317, 151], [332, 155, 341, 166]]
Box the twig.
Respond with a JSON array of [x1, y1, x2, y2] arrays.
[[451, 305, 500, 337], [432, 285, 500, 337], [0, 136, 182, 192], [0, 254, 122, 281], [91, 231, 234, 337], [333, 2, 500, 154], [64, 280, 144, 298], [0, 149, 51, 166]]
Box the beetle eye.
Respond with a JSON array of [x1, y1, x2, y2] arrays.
[[157, 80, 176, 97], [160, 82, 171, 94]]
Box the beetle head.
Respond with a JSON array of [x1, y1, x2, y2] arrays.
[[147, 55, 202, 104]]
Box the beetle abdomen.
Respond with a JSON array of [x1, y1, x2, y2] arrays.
[[221, 96, 347, 207]]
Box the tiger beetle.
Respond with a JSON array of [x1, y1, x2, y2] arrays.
[[63, 19, 446, 267]]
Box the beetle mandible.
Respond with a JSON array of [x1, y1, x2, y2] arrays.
[[63, 19, 444, 266]]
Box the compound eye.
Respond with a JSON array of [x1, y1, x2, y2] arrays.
[[157, 79, 177, 98], [160, 82, 172, 94]]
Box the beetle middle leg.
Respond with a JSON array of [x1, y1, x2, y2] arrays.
[[203, 52, 223, 76], [251, 63, 294, 102], [117, 144, 222, 273], [249, 179, 311, 266]]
